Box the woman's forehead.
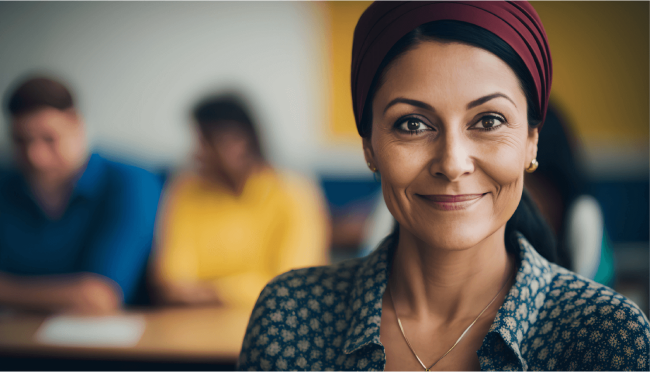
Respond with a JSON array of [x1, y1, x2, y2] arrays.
[[375, 41, 525, 110]]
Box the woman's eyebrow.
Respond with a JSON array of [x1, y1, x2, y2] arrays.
[[466, 93, 517, 109], [383, 97, 434, 114]]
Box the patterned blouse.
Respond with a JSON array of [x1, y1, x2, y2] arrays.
[[238, 233, 650, 371]]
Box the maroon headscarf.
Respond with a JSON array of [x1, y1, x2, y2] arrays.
[[351, 1, 552, 136]]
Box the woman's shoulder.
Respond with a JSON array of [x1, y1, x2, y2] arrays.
[[238, 254, 384, 371], [516, 233, 648, 336], [533, 263, 649, 370], [248, 256, 366, 323], [161, 170, 205, 198], [268, 169, 325, 205], [545, 263, 648, 326]]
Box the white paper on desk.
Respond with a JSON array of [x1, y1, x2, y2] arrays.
[[35, 315, 146, 347]]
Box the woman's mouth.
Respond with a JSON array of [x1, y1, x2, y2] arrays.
[[416, 193, 487, 211]]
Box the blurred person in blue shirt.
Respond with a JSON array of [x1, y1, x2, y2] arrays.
[[0, 76, 162, 314]]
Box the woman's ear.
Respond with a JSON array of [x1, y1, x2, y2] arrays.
[[527, 127, 540, 165], [362, 136, 377, 171]]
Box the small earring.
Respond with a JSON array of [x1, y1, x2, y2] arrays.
[[367, 162, 377, 173], [525, 159, 539, 173]]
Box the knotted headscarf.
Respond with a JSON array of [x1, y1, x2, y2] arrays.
[[351, 1, 552, 136]]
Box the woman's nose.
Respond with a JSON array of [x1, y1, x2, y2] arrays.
[[429, 131, 474, 182]]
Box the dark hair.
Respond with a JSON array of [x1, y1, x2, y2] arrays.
[[536, 105, 586, 205], [504, 189, 557, 262], [528, 103, 590, 268], [192, 94, 264, 159], [5, 76, 74, 117], [366, 21, 557, 263]]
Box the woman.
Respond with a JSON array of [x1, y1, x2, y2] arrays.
[[152, 94, 329, 309], [239, 2, 649, 370]]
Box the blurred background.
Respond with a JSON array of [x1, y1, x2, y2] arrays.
[[0, 1, 647, 370]]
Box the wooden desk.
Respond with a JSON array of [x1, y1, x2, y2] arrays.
[[0, 306, 252, 363]]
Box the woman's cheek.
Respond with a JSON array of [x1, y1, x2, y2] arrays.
[[476, 140, 525, 213], [374, 139, 431, 223], [374, 139, 431, 189]]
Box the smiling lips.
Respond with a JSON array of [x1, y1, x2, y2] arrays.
[[417, 193, 487, 211]]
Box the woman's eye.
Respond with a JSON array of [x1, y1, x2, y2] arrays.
[[474, 115, 506, 131], [397, 118, 430, 134]]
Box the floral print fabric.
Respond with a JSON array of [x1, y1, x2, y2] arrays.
[[238, 233, 650, 371]]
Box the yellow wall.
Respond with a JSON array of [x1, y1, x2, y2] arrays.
[[323, 1, 372, 143], [531, 1, 649, 148], [323, 1, 649, 152]]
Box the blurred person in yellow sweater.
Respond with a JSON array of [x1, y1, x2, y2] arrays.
[[152, 94, 330, 309]]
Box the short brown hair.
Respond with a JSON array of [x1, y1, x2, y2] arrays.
[[6, 76, 74, 117]]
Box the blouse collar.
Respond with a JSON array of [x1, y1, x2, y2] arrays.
[[341, 232, 554, 370]]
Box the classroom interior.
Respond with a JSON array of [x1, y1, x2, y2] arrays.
[[0, 2, 647, 370]]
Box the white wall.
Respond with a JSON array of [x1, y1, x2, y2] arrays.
[[0, 1, 369, 177]]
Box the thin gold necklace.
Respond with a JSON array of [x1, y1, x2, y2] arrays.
[[388, 263, 514, 371]]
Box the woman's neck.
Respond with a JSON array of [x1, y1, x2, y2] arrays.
[[389, 225, 514, 322]]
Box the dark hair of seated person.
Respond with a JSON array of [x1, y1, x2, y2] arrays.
[[192, 94, 264, 160], [363, 20, 558, 264], [6, 76, 75, 117]]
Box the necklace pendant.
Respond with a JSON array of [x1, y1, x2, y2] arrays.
[[425, 369, 430, 371]]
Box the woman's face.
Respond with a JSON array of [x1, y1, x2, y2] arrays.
[[364, 40, 539, 250]]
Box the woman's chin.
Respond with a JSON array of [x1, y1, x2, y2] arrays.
[[409, 223, 500, 252]]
